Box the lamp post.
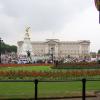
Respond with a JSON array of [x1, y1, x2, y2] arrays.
[[0, 37, 3, 64], [94, 0, 100, 23]]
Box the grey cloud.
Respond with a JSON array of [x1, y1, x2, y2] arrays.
[[0, 0, 91, 32]]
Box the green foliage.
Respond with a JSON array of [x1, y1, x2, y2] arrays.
[[53, 62, 100, 69], [98, 49, 100, 54], [0, 41, 17, 54]]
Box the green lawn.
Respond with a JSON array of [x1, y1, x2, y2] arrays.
[[0, 66, 99, 72], [0, 81, 100, 99], [0, 66, 52, 71]]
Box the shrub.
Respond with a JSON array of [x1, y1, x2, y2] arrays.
[[53, 62, 100, 69]]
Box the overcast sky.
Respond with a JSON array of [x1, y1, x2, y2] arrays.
[[0, 0, 99, 52]]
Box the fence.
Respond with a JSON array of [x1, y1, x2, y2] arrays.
[[0, 78, 100, 100]]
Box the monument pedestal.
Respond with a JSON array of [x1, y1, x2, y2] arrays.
[[18, 27, 33, 63]]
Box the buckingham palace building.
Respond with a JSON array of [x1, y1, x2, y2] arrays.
[[17, 36, 90, 60]]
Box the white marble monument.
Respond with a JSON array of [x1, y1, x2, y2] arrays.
[[19, 27, 33, 57]]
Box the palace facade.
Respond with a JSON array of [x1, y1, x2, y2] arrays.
[[17, 38, 90, 60]]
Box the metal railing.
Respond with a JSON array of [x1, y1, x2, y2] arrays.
[[0, 78, 100, 100]]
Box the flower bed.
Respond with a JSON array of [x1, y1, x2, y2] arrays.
[[0, 70, 100, 80]]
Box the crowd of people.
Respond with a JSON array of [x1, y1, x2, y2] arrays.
[[1, 52, 18, 64], [1, 53, 100, 64]]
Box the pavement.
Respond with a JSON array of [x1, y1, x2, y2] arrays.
[[50, 97, 97, 100], [39, 97, 97, 100], [37, 96, 98, 100]]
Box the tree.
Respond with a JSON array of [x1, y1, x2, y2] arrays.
[[97, 49, 100, 64], [10, 45, 17, 52], [0, 41, 17, 54], [98, 49, 100, 54]]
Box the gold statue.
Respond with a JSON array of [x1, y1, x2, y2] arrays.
[[26, 27, 30, 33]]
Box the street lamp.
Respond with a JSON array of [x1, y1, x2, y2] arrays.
[[0, 37, 3, 64], [94, 0, 100, 23]]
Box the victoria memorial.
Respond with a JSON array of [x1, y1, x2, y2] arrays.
[[17, 28, 90, 61]]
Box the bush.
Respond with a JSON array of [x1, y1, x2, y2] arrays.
[[53, 62, 100, 69]]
